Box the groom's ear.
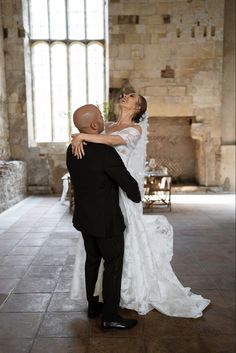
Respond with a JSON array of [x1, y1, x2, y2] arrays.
[[90, 122, 98, 131]]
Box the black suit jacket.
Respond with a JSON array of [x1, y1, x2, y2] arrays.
[[66, 143, 141, 237]]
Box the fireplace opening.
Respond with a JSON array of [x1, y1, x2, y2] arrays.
[[147, 116, 197, 184]]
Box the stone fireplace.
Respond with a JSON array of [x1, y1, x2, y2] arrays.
[[146, 116, 221, 187], [147, 116, 196, 184]]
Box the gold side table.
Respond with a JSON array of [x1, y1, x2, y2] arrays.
[[143, 172, 172, 211]]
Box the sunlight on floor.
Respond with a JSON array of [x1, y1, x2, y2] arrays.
[[172, 194, 235, 205]]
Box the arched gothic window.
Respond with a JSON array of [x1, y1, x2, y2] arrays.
[[28, 0, 107, 142]]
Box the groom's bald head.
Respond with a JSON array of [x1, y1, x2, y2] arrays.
[[73, 104, 104, 134]]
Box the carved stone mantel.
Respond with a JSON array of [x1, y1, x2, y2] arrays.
[[191, 123, 209, 141], [190, 122, 220, 186]]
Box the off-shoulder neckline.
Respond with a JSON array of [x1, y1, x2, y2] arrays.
[[106, 122, 141, 135]]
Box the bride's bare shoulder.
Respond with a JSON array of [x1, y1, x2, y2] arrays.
[[132, 124, 142, 134]]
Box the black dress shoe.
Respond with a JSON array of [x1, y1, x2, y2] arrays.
[[88, 302, 103, 319], [101, 316, 138, 330]]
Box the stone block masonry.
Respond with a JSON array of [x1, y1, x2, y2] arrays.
[[0, 161, 27, 212], [0, 0, 234, 199], [109, 0, 227, 187]]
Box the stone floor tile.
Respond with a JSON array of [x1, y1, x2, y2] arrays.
[[145, 336, 207, 353], [14, 277, 58, 293], [47, 293, 87, 312], [200, 334, 235, 353], [0, 195, 234, 352], [0, 294, 8, 307], [32, 255, 68, 266], [218, 290, 235, 308], [38, 312, 89, 338], [197, 289, 231, 309], [53, 227, 77, 233], [26, 231, 51, 237], [194, 252, 233, 264], [9, 246, 41, 256], [0, 265, 29, 279], [0, 278, 20, 293], [23, 233, 50, 240], [48, 233, 74, 239], [211, 274, 235, 290], [45, 239, 77, 247], [0, 313, 43, 338], [28, 227, 56, 233], [54, 276, 72, 292], [0, 232, 27, 239], [180, 275, 217, 290], [171, 251, 198, 265], [0, 255, 35, 266], [26, 265, 62, 279], [38, 246, 70, 256], [17, 238, 47, 247], [203, 262, 234, 276], [0, 293, 51, 312], [59, 265, 74, 277], [88, 337, 144, 353], [193, 308, 235, 335], [143, 311, 196, 337], [171, 262, 207, 276], [6, 227, 32, 233], [0, 239, 21, 255], [0, 339, 33, 353], [30, 338, 87, 353]]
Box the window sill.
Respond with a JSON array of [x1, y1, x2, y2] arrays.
[[35, 142, 70, 154]]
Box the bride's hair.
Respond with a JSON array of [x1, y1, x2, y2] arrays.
[[132, 95, 147, 123]]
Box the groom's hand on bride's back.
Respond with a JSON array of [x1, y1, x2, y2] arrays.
[[104, 147, 141, 203]]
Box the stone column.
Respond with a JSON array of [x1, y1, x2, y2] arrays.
[[220, 0, 236, 191], [1, 0, 28, 160], [191, 122, 221, 187], [0, 0, 10, 160]]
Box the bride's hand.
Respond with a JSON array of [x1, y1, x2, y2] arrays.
[[71, 133, 87, 159]]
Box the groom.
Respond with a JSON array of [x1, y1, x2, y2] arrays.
[[66, 104, 141, 330]]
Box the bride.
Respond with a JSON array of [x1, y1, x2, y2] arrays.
[[70, 92, 210, 318]]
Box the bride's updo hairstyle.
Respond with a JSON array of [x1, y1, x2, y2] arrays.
[[132, 95, 147, 123]]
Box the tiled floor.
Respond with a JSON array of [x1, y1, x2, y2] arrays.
[[0, 195, 235, 353]]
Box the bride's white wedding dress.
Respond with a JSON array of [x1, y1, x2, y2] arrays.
[[71, 124, 210, 318]]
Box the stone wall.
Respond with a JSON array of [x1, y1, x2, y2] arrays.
[[220, 0, 235, 191], [1, 0, 28, 161], [0, 161, 27, 212], [109, 0, 225, 186], [220, 146, 235, 191], [0, 1, 10, 160], [0, 0, 234, 196], [1, 0, 67, 195], [221, 0, 235, 145]]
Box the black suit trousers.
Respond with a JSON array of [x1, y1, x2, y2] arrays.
[[82, 232, 124, 321]]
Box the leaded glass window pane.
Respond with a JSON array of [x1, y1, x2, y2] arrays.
[[88, 43, 104, 107], [69, 43, 87, 132], [86, 0, 104, 39], [49, 0, 67, 39], [68, 0, 85, 40], [32, 43, 52, 142], [51, 43, 69, 141], [30, 0, 49, 39]]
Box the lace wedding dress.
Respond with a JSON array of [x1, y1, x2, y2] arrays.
[[71, 121, 210, 318]]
